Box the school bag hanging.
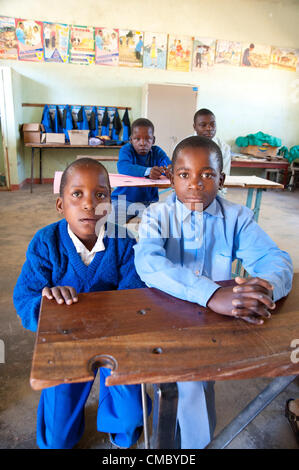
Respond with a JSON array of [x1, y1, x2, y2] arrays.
[[122, 108, 131, 142], [101, 107, 110, 136], [41, 104, 54, 133], [62, 105, 74, 143], [77, 106, 89, 130], [54, 105, 64, 134], [89, 106, 99, 137], [111, 108, 122, 140]]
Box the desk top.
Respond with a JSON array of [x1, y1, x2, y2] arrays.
[[30, 275, 299, 390], [53, 172, 284, 194]]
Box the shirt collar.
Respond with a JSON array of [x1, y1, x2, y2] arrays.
[[67, 224, 105, 255], [174, 194, 223, 221]]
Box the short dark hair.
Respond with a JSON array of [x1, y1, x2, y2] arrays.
[[193, 108, 215, 124], [59, 158, 111, 197], [172, 135, 223, 172], [131, 118, 154, 134]]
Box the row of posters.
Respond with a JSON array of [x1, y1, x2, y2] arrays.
[[0, 16, 299, 72]]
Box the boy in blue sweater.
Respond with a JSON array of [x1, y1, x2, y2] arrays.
[[13, 158, 150, 449], [111, 118, 171, 223]]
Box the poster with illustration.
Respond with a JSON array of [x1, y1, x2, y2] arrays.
[[95, 28, 119, 66], [15, 18, 43, 62], [192, 37, 216, 71], [118, 30, 144, 67], [43, 22, 69, 63], [270, 46, 299, 72], [167, 35, 192, 72], [0, 17, 18, 59], [215, 40, 242, 66], [241, 43, 271, 68], [143, 32, 167, 69], [69, 25, 95, 65]]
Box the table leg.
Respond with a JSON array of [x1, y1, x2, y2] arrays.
[[141, 383, 150, 449], [206, 375, 297, 449], [30, 147, 34, 193], [151, 383, 178, 449], [253, 188, 263, 222], [39, 148, 42, 184]]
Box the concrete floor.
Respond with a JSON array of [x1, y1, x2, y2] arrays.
[[0, 183, 298, 449]]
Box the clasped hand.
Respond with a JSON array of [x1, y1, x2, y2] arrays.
[[149, 165, 172, 180], [207, 276, 275, 325]]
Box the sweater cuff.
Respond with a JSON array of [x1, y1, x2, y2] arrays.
[[144, 167, 151, 177]]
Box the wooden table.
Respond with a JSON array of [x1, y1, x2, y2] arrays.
[[30, 275, 299, 448], [231, 155, 289, 187], [25, 143, 121, 193]]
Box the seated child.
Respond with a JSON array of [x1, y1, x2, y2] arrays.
[[13, 157, 150, 449], [111, 118, 171, 223], [193, 108, 231, 181], [134, 135, 293, 449]]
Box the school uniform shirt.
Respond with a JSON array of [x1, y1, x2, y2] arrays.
[[134, 192, 293, 307], [67, 224, 105, 266], [111, 142, 171, 204], [213, 136, 231, 177]]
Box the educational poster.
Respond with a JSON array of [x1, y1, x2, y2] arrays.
[[0, 17, 18, 60], [270, 46, 299, 72], [15, 18, 43, 62], [143, 32, 167, 69], [241, 43, 271, 68], [69, 25, 95, 65], [192, 37, 216, 71], [95, 28, 119, 66], [167, 35, 192, 72], [43, 22, 69, 63], [215, 40, 242, 66], [118, 30, 144, 67]]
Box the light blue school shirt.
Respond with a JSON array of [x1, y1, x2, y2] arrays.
[[134, 192, 293, 306]]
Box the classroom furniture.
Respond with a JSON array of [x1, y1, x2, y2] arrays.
[[25, 143, 121, 193], [288, 160, 299, 191], [231, 154, 289, 187], [30, 275, 299, 449]]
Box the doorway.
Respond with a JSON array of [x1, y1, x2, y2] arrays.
[[142, 83, 198, 157]]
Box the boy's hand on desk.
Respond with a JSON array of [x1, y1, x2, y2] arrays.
[[207, 276, 275, 325], [149, 166, 165, 179], [42, 286, 79, 305]]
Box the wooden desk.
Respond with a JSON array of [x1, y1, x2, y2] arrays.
[[25, 143, 121, 193], [231, 155, 289, 187], [30, 275, 299, 448]]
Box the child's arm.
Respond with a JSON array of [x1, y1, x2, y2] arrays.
[[207, 276, 275, 325], [117, 145, 150, 177]]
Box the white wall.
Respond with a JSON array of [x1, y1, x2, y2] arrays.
[[1, 0, 299, 184]]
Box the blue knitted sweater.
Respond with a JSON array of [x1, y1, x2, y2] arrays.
[[13, 219, 145, 332]]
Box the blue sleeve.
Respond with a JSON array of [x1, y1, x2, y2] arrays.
[[153, 146, 172, 167], [117, 236, 146, 290], [234, 210, 293, 301], [13, 233, 54, 332], [117, 144, 148, 177]]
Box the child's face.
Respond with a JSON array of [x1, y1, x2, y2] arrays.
[[193, 114, 216, 139], [130, 126, 155, 155], [56, 165, 111, 248], [171, 146, 225, 212]]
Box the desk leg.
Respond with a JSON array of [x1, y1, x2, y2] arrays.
[[206, 375, 297, 449], [39, 148, 42, 184], [253, 188, 263, 222], [30, 147, 34, 193], [152, 383, 178, 449], [141, 383, 150, 449]]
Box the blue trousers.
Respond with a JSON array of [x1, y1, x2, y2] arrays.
[[37, 367, 150, 449]]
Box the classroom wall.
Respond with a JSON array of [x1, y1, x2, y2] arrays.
[[1, 0, 299, 186]]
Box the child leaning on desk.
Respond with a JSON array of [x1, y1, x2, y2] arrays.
[[111, 117, 171, 223], [13, 158, 151, 450], [134, 135, 293, 449]]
